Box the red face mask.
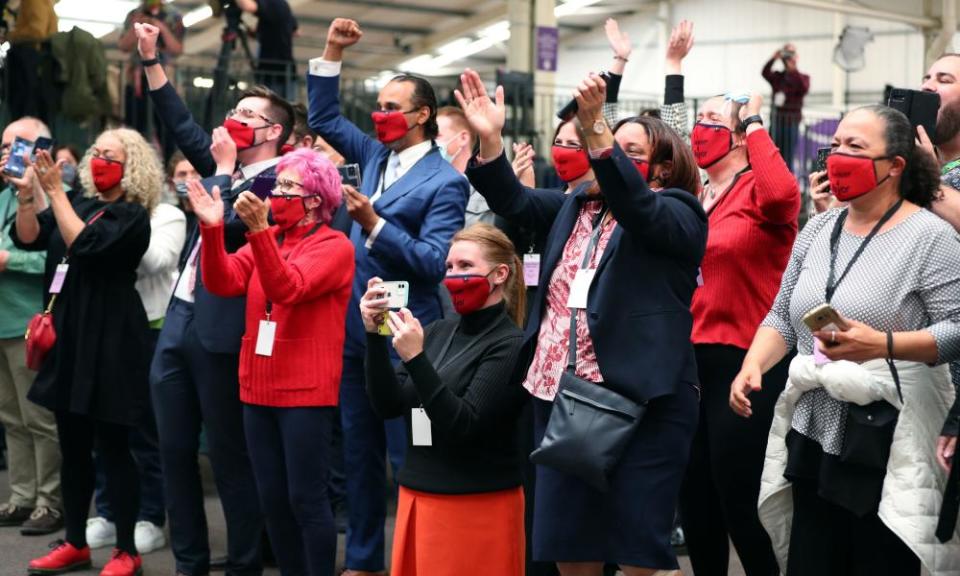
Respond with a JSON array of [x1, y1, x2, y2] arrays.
[[280, 144, 295, 155], [371, 110, 414, 144], [90, 157, 124, 193], [223, 118, 270, 150], [551, 145, 590, 182], [826, 152, 892, 201], [632, 158, 651, 180], [269, 196, 309, 229], [691, 123, 733, 169], [442, 273, 493, 315]]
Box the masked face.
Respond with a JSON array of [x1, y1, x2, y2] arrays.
[[691, 123, 734, 169], [90, 157, 124, 193], [825, 152, 892, 201], [442, 272, 494, 315], [60, 163, 77, 185], [223, 118, 271, 150], [371, 110, 416, 144], [269, 195, 311, 229], [551, 145, 590, 182]]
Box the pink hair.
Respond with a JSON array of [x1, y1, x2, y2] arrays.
[[276, 147, 343, 225]]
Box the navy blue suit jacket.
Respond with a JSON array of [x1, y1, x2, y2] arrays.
[[307, 71, 469, 358], [149, 82, 218, 177], [466, 146, 708, 401]]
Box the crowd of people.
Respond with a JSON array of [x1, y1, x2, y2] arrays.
[[0, 7, 959, 576]]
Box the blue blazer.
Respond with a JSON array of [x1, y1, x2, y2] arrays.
[[149, 82, 218, 177], [466, 146, 708, 402], [307, 72, 469, 358]]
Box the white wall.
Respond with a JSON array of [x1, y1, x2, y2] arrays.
[[555, 0, 930, 109]]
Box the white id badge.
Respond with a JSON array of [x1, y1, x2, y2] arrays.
[[523, 253, 541, 287], [49, 263, 69, 294], [696, 267, 704, 287], [255, 320, 277, 356], [566, 269, 595, 309], [411, 408, 432, 446]]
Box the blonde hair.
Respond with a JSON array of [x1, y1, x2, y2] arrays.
[[452, 223, 526, 327], [80, 128, 164, 214]]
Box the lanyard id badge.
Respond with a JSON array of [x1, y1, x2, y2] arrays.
[[411, 407, 432, 446]]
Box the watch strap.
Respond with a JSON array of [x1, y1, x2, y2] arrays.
[[141, 57, 161, 68], [739, 114, 764, 132]]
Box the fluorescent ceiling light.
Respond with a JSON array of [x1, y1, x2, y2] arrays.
[[193, 77, 215, 89], [437, 38, 473, 56], [183, 5, 214, 27], [554, 0, 603, 18], [58, 18, 117, 39], [401, 20, 511, 75], [55, 0, 138, 23]]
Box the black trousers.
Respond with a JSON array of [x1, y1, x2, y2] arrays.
[[680, 344, 789, 576], [786, 479, 919, 576], [57, 411, 140, 555]]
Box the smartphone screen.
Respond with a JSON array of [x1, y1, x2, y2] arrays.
[[338, 164, 362, 189], [250, 174, 277, 200], [3, 137, 34, 179]]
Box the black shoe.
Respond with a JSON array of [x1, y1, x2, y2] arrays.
[[0, 503, 34, 526], [209, 556, 227, 572], [21, 507, 65, 536]]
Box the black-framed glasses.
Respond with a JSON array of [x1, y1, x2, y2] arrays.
[[226, 107, 275, 125]]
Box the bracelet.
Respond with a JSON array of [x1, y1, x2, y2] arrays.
[[738, 114, 764, 132], [141, 57, 161, 67], [16, 194, 34, 206], [614, 55, 629, 63]]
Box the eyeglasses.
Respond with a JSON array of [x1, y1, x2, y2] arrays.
[[271, 178, 305, 198], [226, 107, 275, 125]]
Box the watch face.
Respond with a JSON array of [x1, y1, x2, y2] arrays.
[[593, 121, 605, 134]]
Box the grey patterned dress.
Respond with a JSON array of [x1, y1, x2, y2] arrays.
[[761, 207, 960, 454]]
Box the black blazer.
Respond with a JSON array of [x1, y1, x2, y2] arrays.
[[466, 145, 708, 402]]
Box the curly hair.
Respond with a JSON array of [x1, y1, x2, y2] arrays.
[[276, 147, 343, 225], [79, 128, 164, 215]]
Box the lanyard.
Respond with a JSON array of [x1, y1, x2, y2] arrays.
[[942, 158, 960, 176], [565, 207, 609, 371], [264, 223, 322, 318], [824, 199, 903, 303], [580, 207, 609, 270]]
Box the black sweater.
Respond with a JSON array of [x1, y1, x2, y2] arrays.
[[365, 302, 526, 494]]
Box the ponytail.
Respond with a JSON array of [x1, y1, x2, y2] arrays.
[[451, 223, 527, 327]]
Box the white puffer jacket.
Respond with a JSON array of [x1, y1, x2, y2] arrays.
[[758, 355, 960, 576]]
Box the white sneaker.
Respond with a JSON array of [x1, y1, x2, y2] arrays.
[[85, 517, 117, 549], [134, 520, 167, 554]]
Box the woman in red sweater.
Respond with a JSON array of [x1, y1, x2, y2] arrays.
[[679, 93, 800, 576], [185, 148, 354, 576]]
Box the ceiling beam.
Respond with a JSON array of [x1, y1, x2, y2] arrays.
[[321, 0, 473, 18], [291, 15, 431, 35], [759, 0, 938, 28]]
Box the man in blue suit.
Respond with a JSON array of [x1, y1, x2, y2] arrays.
[[307, 18, 469, 575], [135, 23, 295, 576]]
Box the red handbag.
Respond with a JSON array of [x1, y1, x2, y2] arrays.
[[25, 294, 57, 371]]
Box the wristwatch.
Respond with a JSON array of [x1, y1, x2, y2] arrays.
[[592, 118, 607, 135], [739, 114, 764, 132], [140, 57, 161, 68]]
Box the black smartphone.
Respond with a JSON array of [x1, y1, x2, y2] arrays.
[[33, 137, 54, 159], [887, 88, 940, 141], [250, 173, 277, 200], [556, 72, 612, 121], [816, 147, 831, 193], [338, 163, 362, 189], [3, 136, 34, 179]]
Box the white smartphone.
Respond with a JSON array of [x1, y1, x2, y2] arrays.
[[373, 281, 409, 336]]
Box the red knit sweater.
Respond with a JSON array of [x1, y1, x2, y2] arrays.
[[200, 221, 355, 407], [690, 130, 800, 350]]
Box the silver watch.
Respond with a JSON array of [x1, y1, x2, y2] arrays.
[[592, 119, 606, 135]]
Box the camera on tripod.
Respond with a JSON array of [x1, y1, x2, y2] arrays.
[[208, 0, 243, 34]]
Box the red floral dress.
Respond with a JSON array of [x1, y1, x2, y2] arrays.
[[523, 200, 617, 401]]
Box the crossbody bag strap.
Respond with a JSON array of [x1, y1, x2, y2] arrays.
[[566, 208, 608, 372]]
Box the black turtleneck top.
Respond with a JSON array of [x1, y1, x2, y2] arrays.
[[365, 301, 526, 494]]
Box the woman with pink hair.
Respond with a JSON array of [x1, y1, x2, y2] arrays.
[[186, 148, 355, 576]]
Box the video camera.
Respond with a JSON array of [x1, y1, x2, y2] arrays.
[[208, 0, 243, 33]]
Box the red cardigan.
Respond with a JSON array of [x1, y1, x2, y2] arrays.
[[690, 129, 800, 350], [200, 221, 355, 407]]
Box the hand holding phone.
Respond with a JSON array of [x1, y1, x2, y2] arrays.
[[373, 280, 409, 336], [3, 137, 34, 179], [338, 164, 362, 189], [250, 174, 277, 200], [802, 304, 849, 347]]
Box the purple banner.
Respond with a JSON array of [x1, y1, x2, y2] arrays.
[[536, 26, 559, 72]]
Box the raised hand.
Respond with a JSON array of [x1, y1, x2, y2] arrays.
[[739, 93, 764, 122], [210, 127, 238, 176], [185, 180, 224, 226], [574, 73, 607, 129], [359, 276, 389, 333], [512, 142, 536, 188], [605, 18, 632, 61], [455, 69, 506, 157], [326, 18, 362, 50], [387, 308, 424, 362], [134, 22, 161, 59], [29, 150, 65, 196], [666, 20, 694, 73]]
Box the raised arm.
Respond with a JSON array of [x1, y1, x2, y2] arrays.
[[601, 18, 632, 127], [741, 94, 800, 224], [136, 23, 216, 176], [458, 68, 566, 233], [306, 19, 384, 168], [188, 181, 254, 297], [249, 229, 355, 306], [661, 20, 694, 139]]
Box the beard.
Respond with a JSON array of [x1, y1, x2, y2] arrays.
[[935, 101, 960, 145]]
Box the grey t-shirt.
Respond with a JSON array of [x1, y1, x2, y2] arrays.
[[761, 207, 960, 454]]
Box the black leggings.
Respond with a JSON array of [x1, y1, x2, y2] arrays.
[[786, 479, 919, 576], [679, 344, 789, 576], [57, 412, 140, 555]]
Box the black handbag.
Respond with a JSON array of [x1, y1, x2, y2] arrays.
[[529, 210, 647, 492], [839, 331, 903, 470]]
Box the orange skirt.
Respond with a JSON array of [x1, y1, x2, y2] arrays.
[[391, 485, 525, 576]]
